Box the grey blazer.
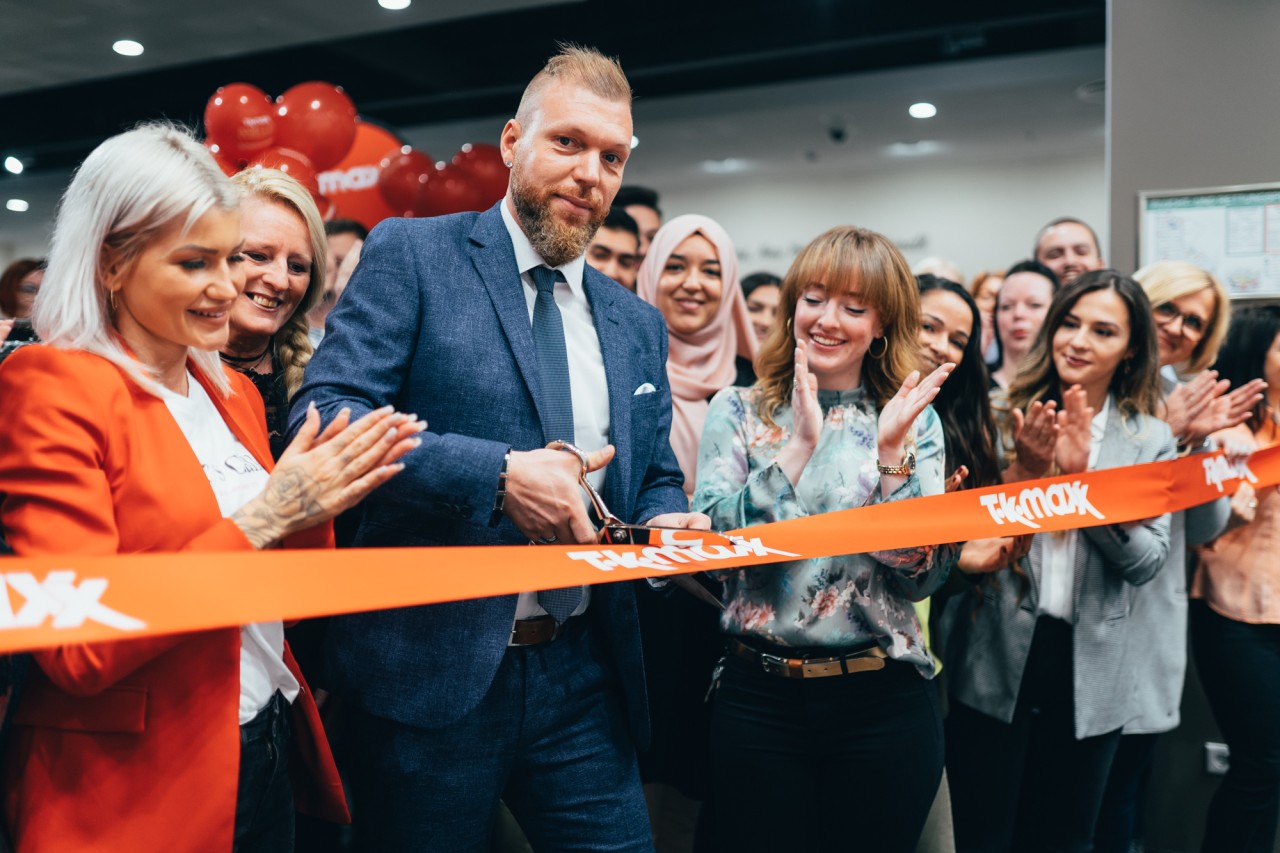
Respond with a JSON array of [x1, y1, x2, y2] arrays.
[[945, 408, 1177, 739]]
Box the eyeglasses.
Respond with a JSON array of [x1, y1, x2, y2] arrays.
[[1153, 302, 1207, 340]]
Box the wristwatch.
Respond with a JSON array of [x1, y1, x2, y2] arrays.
[[877, 451, 916, 476]]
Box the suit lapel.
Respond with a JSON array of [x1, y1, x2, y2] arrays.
[[583, 270, 632, 513], [1071, 403, 1141, 610], [468, 204, 547, 427]]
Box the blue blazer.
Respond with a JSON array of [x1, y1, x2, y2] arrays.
[[289, 203, 688, 744]]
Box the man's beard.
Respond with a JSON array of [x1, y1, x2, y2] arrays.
[[511, 167, 606, 268]]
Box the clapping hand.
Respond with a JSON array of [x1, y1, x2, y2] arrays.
[[1054, 385, 1094, 474], [1185, 378, 1266, 447], [877, 363, 954, 456], [775, 342, 824, 486], [232, 404, 425, 549], [1007, 400, 1059, 482]]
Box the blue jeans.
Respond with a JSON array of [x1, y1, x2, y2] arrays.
[[1192, 600, 1280, 853], [234, 690, 295, 853], [344, 619, 652, 852]]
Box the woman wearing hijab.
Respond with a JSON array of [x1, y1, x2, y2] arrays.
[[633, 214, 757, 850], [636, 214, 758, 498]]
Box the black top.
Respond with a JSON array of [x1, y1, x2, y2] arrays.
[[230, 353, 289, 461]]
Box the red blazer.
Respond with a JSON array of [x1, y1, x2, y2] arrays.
[[0, 346, 348, 853]]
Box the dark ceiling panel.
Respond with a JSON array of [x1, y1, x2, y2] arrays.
[[0, 0, 1103, 174]]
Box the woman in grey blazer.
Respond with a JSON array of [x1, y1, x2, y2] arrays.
[[1093, 262, 1264, 853], [944, 271, 1175, 853]]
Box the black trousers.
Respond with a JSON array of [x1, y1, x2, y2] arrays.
[[234, 691, 295, 853], [709, 645, 943, 853], [947, 617, 1121, 853], [1192, 599, 1280, 853]]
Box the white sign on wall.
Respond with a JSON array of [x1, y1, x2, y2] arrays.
[[1140, 183, 1280, 299]]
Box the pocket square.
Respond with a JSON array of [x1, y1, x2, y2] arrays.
[[633, 382, 657, 396]]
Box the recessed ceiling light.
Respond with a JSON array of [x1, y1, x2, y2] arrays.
[[113, 39, 144, 57], [702, 158, 750, 175], [630, 136, 639, 150], [378, 0, 411, 9], [885, 140, 945, 158], [909, 102, 937, 119], [6, 199, 29, 212], [3, 157, 22, 175]]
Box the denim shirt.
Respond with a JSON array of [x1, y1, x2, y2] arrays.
[[692, 385, 956, 677]]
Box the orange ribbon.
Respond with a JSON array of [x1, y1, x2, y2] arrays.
[[0, 446, 1274, 654]]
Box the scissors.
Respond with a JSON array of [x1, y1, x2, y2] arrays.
[[547, 440, 734, 609]]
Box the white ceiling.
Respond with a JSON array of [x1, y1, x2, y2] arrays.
[[0, 0, 562, 96], [0, 45, 1104, 256]]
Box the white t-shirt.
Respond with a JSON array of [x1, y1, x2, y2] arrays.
[[1037, 395, 1110, 621], [161, 372, 300, 724]]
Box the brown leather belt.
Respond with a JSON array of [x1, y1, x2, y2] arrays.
[[509, 615, 575, 647], [730, 638, 888, 678]]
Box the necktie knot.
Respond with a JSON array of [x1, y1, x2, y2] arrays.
[[531, 265, 560, 295]]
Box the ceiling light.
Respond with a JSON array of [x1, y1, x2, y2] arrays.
[[885, 141, 945, 158], [113, 39, 144, 56], [378, 0, 411, 8], [630, 136, 639, 150], [909, 102, 937, 119], [6, 199, 29, 212], [701, 158, 751, 175], [3, 157, 22, 175]]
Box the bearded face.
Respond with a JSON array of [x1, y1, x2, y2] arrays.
[[499, 79, 633, 268], [509, 160, 608, 268]]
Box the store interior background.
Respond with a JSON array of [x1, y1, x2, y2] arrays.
[[3, 1, 1279, 849]]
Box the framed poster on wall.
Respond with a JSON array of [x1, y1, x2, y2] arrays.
[[1139, 182, 1280, 299]]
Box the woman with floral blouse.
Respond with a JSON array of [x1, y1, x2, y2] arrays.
[[693, 225, 958, 852]]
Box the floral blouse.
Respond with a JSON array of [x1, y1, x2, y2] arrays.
[[692, 385, 957, 677]]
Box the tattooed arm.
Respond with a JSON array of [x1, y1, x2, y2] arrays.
[[232, 404, 424, 549]]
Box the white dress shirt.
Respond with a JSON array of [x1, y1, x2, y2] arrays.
[[501, 200, 611, 621], [1037, 395, 1110, 622]]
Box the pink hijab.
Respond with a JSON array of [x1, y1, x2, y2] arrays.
[[636, 214, 758, 497]]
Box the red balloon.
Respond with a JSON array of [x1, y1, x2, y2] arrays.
[[249, 147, 320, 198], [322, 121, 404, 230], [377, 147, 436, 211], [274, 82, 358, 171], [451, 142, 508, 206], [204, 83, 276, 163], [420, 164, 488, 216], [207, 142, 241, 177]]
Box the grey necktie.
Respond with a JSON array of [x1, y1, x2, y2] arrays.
[[529, 265, 582, 622]]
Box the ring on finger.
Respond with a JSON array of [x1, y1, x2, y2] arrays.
[[536, 535, 558, 544], [792, 377, 799, 393]]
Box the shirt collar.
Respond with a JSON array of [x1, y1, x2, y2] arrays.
[[500, 198, 586, 292]]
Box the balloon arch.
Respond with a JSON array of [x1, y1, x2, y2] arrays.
[[203, 81, 508, 230]]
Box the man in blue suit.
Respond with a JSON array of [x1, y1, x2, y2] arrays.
[[291, 45, 707, 851]]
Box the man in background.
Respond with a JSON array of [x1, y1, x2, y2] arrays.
[[587, 206, 641, 291], [1034, 216, 1104, 285], [614, 185, 662, 263]]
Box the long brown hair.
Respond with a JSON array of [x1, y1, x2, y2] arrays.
[[756, 225, 920, 426], [1006, 269, 1161, 435]]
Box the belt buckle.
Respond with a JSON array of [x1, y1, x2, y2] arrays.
[[758, 651, 791, 677]]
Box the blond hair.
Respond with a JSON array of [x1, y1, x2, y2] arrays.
[[34, 122, 239, 397], [756, 226, 920, 426], [1133, 260, 1230, 374], [230, 168, 327, 398], [515, 44, 631, 128]]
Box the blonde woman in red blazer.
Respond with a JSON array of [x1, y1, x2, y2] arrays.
[[0, 124, 421, 853]]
